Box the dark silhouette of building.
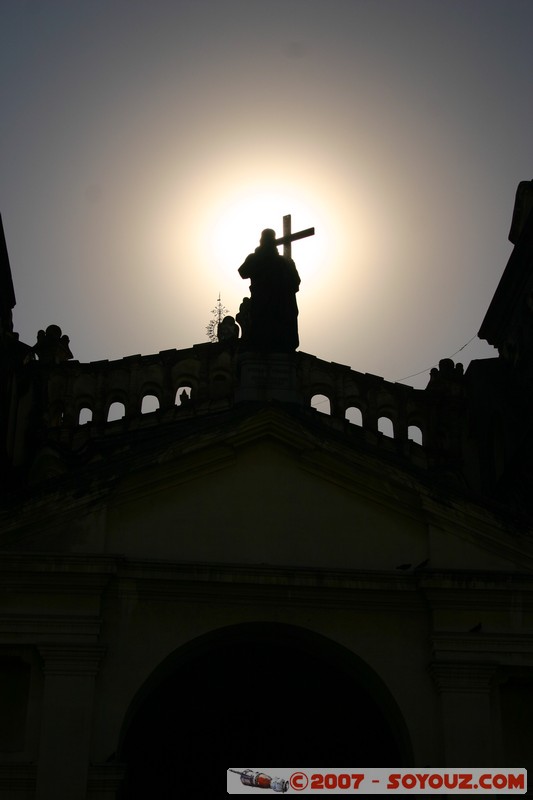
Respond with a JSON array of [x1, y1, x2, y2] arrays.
[[1, 184, 532, 798]]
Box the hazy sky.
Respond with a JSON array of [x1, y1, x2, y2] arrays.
[[1, 0, 532, 387]]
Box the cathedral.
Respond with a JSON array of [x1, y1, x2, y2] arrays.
[[1, 184, 532, 799]]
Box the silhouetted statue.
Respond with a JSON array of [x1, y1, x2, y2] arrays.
[[33, 324, 73, 365], [426, 358, 464, 396], [217, 315, 239, 343], [238, 229, 301, 352], [236, 297, 252, 344]]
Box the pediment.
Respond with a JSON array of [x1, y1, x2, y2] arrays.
[[3, 406, 531, 574]]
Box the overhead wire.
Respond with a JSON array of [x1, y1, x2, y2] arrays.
[[394, 334, 479, 383]]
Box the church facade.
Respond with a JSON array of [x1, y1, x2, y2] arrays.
[[1, 187, 532, 798]]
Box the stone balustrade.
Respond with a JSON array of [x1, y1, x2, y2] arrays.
[[32, 343, 466, 473]]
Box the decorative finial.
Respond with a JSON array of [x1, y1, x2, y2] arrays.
[[206, 293, 229, 342]]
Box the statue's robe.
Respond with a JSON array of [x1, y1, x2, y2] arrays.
[[238, 243, 301, 352]]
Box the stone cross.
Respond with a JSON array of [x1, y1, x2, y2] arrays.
[[275, 214, 315, 260]]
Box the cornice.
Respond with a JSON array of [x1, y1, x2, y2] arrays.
[[113, 560, 422, 610], [0, 553, 118, 594], [428, 661, 498, 693], [431, 632, 533, 660], [37, 643, 106, 675], [0, 614, 101, 641]]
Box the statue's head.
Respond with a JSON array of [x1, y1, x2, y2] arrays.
[[260, 228, 276, 246]]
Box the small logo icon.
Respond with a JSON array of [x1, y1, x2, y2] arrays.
[[228, 769, 289, 793]]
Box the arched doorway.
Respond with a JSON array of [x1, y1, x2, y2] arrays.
[[118, 623, 411, 797]]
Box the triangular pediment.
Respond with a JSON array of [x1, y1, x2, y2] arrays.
[[2, 405, 532, 574]]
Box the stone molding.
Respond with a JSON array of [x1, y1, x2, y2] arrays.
[[37, 644, 106, 676], [0, 614, 101, 641], [431, 632, 533, 660], [87, 763, 127, 795], [428, 661, 498, 694], [0, 763, 37, 791]]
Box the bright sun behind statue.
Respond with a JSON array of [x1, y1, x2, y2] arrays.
[[204, 185, 331, 287]]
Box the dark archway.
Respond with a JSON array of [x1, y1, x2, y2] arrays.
[[118, 623, 412, 797]]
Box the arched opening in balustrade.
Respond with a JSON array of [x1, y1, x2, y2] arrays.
[[378, 416, 394, 438], [78, 407, 93, 425], [175, 385, 192, 406], [107, 401, 126, 422], [141, 394, 160, 414], [311, 394, 331, 415], [345, 406, 363, 426], [210, 373, 230, 398], [408, 425, 423, 445]]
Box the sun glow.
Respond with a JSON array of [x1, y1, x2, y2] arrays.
[[147, 152, 381, 347], [202, 185, 332, 290]]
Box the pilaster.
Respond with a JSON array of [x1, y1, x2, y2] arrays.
[[429, 662, 498, 765], [35, 645, 105, 800]]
